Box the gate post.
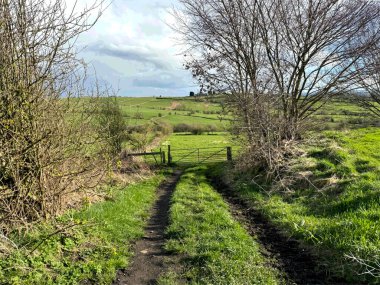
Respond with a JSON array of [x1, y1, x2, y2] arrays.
[[162, 151, 166, 164], [168, 145, 172, 165], [226, 147, 232, 161]]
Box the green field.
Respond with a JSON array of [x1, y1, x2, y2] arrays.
[[117, 96, 231, 130], [311, 99, 379, 130], [161, 132, 233, 149], [122, 95, 378, 170], [116, 96, 379, 133]]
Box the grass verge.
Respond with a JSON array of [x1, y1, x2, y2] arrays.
[[209, 128, 380, 284], [0, 173, 167, 285], [159, 166, 282, 285]]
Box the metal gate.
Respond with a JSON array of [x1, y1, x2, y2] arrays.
[[168, 146, 232, 165]]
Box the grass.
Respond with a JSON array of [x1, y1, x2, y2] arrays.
[[311, 99, 379, 130], [159, 166, 282, 285], [210, 127, 380, 284], [155, 132, 240, 165], [161, 132, 233, 149], [0, 173, 167, 285], [116, 95, 377, 155], [118, 96, 233, 156], [115, 95, 379, 131], [117, 96, 231, 129]]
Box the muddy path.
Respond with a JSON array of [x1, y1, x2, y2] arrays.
[[113, 170, 182, 285], [208, 177, 352, 285]]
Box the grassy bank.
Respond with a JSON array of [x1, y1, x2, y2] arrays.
[[159, 167, 282, 285], [0, 173, 167, 285], [210, 128, 380, 284]]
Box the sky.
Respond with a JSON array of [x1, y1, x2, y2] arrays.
[[70, 0, 196, 97]]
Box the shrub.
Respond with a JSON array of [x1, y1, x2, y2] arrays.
[[0, 0, 106, 231], [126, 125, 146, 134], [205, 124, 218, 133], [173, 123, 192, 133], [151, 121, 173, 136], [173, 123, 218, 135], [97, 97, 127, 156], [133, 112, 144, 119], [347, 118, 364, 124], [127, 131, 151, 151], [173, 123, 196, 134], [190, 124, 205, 135]]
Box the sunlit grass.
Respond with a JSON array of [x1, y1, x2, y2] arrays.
[[159, 166, 282, 285], [118, 96, 231, 129], [0, 174, 166, 284], [161, 132, 233, 149], [213, 127, 380, 284]]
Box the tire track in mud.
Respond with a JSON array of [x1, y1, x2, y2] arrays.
[[113, 170, 182, 285], [208, 177, 353, 285]]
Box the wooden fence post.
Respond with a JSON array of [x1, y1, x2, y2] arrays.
[[162, 151, 166, 164], [168, 145, 172, 165], [227, 147, 232, 161]]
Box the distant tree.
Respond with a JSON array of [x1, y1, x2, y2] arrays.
[[189, 91, 195, 96]]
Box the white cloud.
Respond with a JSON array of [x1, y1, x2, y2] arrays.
[[89, 42, 172, 70], [67, 0, 195, 96]]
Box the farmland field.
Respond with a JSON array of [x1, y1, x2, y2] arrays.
[[117, 96, 231, 130], [117, 95, 379, 132]]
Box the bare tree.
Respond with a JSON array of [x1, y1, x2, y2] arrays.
[[174, 0, 380, 173], [257, 0, 380, 136], [0, 0, 108, 232], [354, 41, 380, 117]]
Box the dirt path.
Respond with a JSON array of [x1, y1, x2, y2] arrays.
[[113, 170, 182, 285], [208, 178, 350, 285]]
